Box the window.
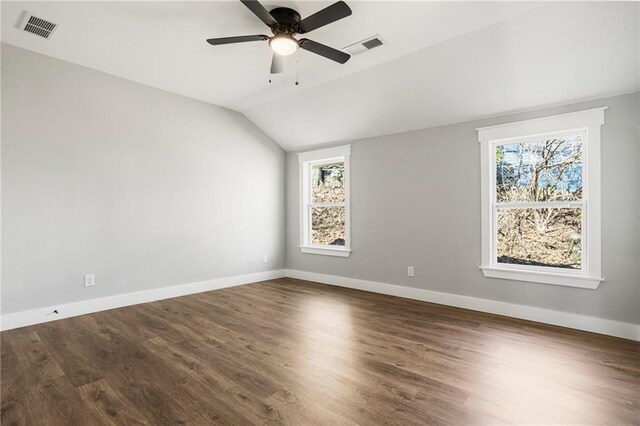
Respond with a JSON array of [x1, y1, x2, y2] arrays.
[[298, 145, 351, 257], [478, 108, 605, 288]]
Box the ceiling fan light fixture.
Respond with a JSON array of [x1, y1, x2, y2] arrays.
[[269, 35, 298, 56]]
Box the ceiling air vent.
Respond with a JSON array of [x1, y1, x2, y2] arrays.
[[19, 13, 58, 39], [343, 35, 386, 56]]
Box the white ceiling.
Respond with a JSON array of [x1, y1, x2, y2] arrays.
[[245, 1, 640, 149], [2, 1, 639, 150]]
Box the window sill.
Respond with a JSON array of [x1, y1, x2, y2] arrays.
[[300, 246, 351, 257], [480, 266, 603, 289]]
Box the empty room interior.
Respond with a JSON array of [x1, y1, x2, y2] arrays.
[[1, 1, 639, 424]]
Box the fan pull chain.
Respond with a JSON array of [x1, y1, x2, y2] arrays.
[[295, 51, 299, 86]]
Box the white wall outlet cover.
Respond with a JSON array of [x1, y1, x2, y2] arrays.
[[407, 267, 415, 277], [84, 274, 95, 287], [262, 255, 268, 264]]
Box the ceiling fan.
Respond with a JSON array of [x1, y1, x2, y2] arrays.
[[206, 0, 352, 75]]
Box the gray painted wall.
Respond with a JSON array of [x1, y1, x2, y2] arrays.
[[286, 92, 640, 325], [2, 44, 285, 314], [3, 43, 638, 326]]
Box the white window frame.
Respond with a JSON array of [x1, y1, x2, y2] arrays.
[[477, 108, 606, 289], [298, 145, 351, 257]]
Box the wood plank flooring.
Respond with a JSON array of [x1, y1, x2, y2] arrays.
[[1, 278, 639, 425]]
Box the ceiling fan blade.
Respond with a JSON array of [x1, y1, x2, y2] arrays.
[[240, 0, 278, 27], [298, 39, 350, 64], [206, 35, 269, 45], [297, 1, 352, 34], [270, 54, 285, 74]]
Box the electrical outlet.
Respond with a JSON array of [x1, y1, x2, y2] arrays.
[[262, 254, 268, 264], [407, 266, 415, 277], [84, 274, 95, 287]]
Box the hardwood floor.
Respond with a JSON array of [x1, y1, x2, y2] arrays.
[[1, 278, 639, 425]]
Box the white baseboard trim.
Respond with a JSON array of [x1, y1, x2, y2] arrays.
[[285, 269, 640, 341], [1, 269, 286, 331]]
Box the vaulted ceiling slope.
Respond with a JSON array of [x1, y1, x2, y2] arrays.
[[245, 1, 640, 149], [2, 2, 639, 150]]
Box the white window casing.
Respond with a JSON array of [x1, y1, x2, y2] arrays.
[[477, 108, 606, 289], [298, 145, 351, 257]]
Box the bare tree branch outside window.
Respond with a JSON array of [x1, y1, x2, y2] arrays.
[[311, 162, 345, 246], [495, 136, 583, 269]]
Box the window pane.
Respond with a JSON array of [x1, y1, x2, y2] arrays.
[[496, 136, 583, 203], [312, 162, 345, 204], [311, 206, 345, 246], [497, 208, 582, 269]]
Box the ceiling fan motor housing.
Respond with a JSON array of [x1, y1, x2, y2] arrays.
[[269, 7, 302, 35]]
